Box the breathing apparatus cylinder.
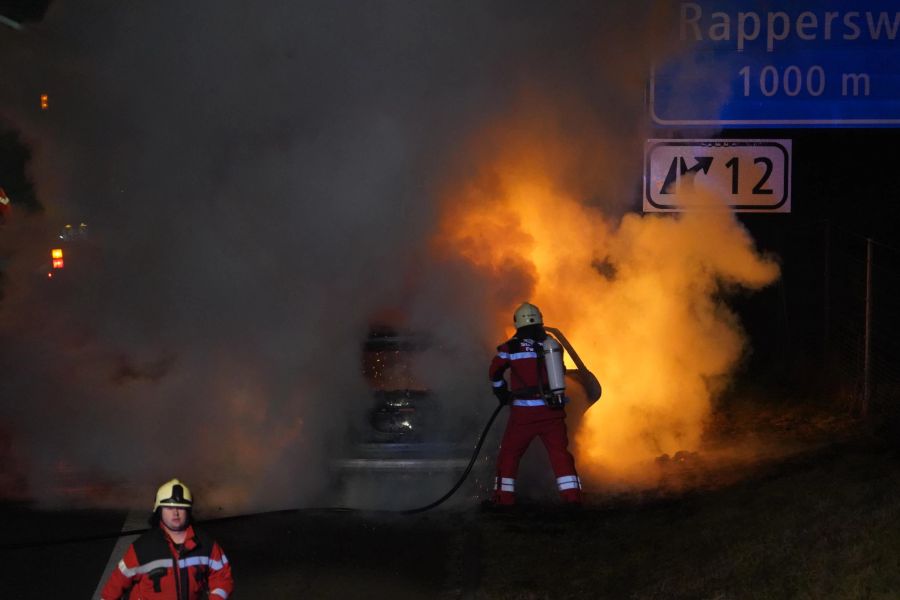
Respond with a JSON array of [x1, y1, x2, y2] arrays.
[[542, 335, 567, 408]]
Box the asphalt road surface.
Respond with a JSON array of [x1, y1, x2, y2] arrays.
[[6, 433, 888, 599], [0, 502, 481, 599], [0, 502, 127, 598]]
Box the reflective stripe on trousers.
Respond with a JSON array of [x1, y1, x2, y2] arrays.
[[494, 477, 515, 492], [556, 475, 582, 491]]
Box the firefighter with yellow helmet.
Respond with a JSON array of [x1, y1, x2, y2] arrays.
[[100, 478, 234, 599], [488, 303, 583, 507]]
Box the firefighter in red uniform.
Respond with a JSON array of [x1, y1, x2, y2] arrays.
[[489, 302, 583, 506], [100, 478, 234, 600]]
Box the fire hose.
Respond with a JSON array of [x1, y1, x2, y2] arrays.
[[3, 328, 599, 548], [399, 402, 504, 514], [0, 403, 505, 550], [402, 326, 600, 513]]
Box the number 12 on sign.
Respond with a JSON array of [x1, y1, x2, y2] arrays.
[[644, 139, 791, 213]]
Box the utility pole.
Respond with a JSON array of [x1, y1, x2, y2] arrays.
[[823, 220, 830, 361], [862, 238, 873, 418]]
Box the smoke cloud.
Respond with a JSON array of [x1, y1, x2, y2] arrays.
[[431, 93, 779, 487], [0, 1, 771, 509]]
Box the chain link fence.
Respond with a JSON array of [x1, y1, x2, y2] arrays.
[[841, 233, 900, 418], [737, 218, 900, 421]]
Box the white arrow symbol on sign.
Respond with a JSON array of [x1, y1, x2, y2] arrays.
[[661, 156, 714, 194]]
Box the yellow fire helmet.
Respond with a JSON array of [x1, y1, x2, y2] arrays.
[[154, 478, 193, 510], [513, 302, 543, 328]]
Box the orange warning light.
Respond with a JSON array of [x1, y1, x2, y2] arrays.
[[40, 94, 49, 110], [51, 249, 64, 269]]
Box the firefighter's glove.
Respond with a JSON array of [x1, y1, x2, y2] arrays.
[[546, 392, 565, 409], [493, 387, 511, 407]]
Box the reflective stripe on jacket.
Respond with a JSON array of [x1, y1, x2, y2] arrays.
[[100, 524, 233, 600], [489, 336, 550, 400]]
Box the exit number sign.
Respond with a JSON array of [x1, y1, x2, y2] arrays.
[[643, 139, 791, 212]]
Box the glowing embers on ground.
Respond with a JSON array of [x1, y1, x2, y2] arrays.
[[434, 135, 779, 487]]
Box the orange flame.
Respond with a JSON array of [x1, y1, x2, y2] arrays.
[[433, 116, 779, 487]]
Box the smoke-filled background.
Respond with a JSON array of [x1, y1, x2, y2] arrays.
[[0, 1, 779, 510]]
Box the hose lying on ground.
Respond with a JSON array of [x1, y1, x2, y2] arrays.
[[2, 404, 505, 549], [400, 403, 503, 514]]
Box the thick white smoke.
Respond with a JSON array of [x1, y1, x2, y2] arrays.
[[0, 1, 720, 509]]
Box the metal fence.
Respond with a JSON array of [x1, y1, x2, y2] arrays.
[[813, 222, 900, 417], [738, 218, 900, 419]]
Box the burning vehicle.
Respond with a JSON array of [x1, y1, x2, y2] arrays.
[[329, 325, 474, 509], [329, 323, 601, 510]]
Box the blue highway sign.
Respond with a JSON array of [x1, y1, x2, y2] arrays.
[[651, 2, 900, 127]]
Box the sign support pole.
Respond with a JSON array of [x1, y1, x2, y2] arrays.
[[862, 237, 873, 419]]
